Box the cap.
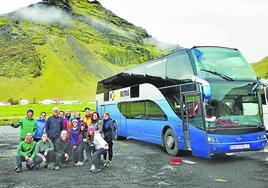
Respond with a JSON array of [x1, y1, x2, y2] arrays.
[[72, 119, 78, 123], [84, 107, 90, 112], [27, 109, 34, 114]]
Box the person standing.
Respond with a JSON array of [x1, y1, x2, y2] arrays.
[[11, 109, 37, 141], [90, 112, 103, 136], [14, 132, 36, 173], [59, 111, 65, 119], [54, 130, 72, 170], [63, 109, 72, 136], [70, 119, 83, 166], [45, 107, 65, 144], [34, 112, 47, 142], [88, 127, 108, 173], [34, 133, 54, 169], [83, 107, 91, 127], [102, 112, 115, 167]]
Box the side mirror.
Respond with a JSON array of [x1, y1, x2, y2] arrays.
[[191, 76, 211, 100]]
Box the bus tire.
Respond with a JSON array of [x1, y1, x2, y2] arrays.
[[114, 126, 127, 140], [113, 121, 126, 140], [164, 128, 179, 156]]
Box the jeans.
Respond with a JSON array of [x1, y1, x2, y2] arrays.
[[72, 142, 94, 163], [92, 148, 108, 169], [103, 141, 113, 161], [16, 155, 34, 168]]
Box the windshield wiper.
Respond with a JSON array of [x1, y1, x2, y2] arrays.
[[200, 69, 234, 81]]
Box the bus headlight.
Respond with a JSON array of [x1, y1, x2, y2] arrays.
[[207, 136, 219, 143], [257, 134, 267, 140]]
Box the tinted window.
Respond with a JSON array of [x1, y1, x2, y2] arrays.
[[130, 101, 146, 119], [119, 102, 130, 118], [167, 51, 194, 80], [118, 100, 166, 120], [145, 58, 166, 79], [131, 85, 139, 98]]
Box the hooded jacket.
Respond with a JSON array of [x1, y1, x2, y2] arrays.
[[35, 139, 54, 160], [70, 127, 82, 146], [103, 118, 115, 142], [17, 140, 36, 159], [45, 116, 64, 139], [12, 117, 37, 139], [35, 119, 47, 139]]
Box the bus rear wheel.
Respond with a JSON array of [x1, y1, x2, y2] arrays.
[[164, 129, 179, 156]]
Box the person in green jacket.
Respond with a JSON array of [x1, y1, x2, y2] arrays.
[[11, 109, 37, 141], [14, 132, 36, 173], [34, 132, 54, 169]]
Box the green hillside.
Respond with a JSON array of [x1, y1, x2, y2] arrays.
[[0, 0, 169, 103], [252, 56, 268, 79]]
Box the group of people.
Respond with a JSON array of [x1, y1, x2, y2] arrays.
[[11, 107, 115, 173]]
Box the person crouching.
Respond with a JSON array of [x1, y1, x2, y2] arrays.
[[54, 130, 71, 170], [14, 132, 36, 173], [34, 133, 54, 169], [88, 127, 108, 173]]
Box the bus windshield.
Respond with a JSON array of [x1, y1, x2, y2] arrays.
[[205, 82, 263, 129], [191, 47, 256, 81]]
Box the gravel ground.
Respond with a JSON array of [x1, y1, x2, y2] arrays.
[[0, 126, 267, 188]]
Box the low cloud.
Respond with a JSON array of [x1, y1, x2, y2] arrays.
[[144, 37, 181, 51], [13, 5, 72, 26]]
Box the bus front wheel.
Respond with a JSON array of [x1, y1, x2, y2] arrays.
[[164, 129, 179, 156]]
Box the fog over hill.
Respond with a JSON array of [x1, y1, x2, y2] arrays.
[[0, 0, 180, 102]]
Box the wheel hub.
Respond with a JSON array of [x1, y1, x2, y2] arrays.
[[166, 135, 174, 149]]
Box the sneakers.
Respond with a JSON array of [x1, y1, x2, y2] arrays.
[[16, 167, 22, 173], [104, 160, 111, 167], [14, 166, 19, 171], [26, 163, 35, 170], [40, 161, 47, 168], [89, 164, 96, 172], [54, 166, 60, 170], [47, 163, 54, 170], [75, 161, 84, 166]]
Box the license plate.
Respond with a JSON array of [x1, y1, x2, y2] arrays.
[[230, 144, 250, 150]]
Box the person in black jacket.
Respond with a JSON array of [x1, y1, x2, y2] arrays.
[[54, 130, 71, 170], [45, 107, 65, 145], [102, 112, 115, 167]]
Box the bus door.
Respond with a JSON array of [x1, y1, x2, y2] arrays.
[[182, 93, 210, 158]]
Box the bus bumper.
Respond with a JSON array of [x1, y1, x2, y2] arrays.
[[209, 140, 267, 155]]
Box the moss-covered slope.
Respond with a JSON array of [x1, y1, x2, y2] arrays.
[[0, 0, 167, 102], [252, 56, 268, 79]]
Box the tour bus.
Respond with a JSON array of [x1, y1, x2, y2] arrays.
[[96, 46, 267, 158], [260, 83, 268, 132]]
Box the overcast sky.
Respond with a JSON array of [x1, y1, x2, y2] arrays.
[[1, 0, 268, 62]]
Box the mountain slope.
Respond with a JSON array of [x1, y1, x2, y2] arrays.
[[251, 56, 268, 79], [0, 0, 170, 102]]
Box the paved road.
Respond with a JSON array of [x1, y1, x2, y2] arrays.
[[0, 126, 267, 188]]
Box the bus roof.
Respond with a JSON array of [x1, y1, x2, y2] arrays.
[[98, 46, 239, 83]]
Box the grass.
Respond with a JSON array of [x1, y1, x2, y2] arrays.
[[0, 1, 165, 102], [252, 56, 268, 78], [0, 103, 96, 126]]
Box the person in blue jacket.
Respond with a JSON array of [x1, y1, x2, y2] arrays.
[[34, 112, 47, 142], [45, 107, 65, 145], [102, 112, 115, 167]]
